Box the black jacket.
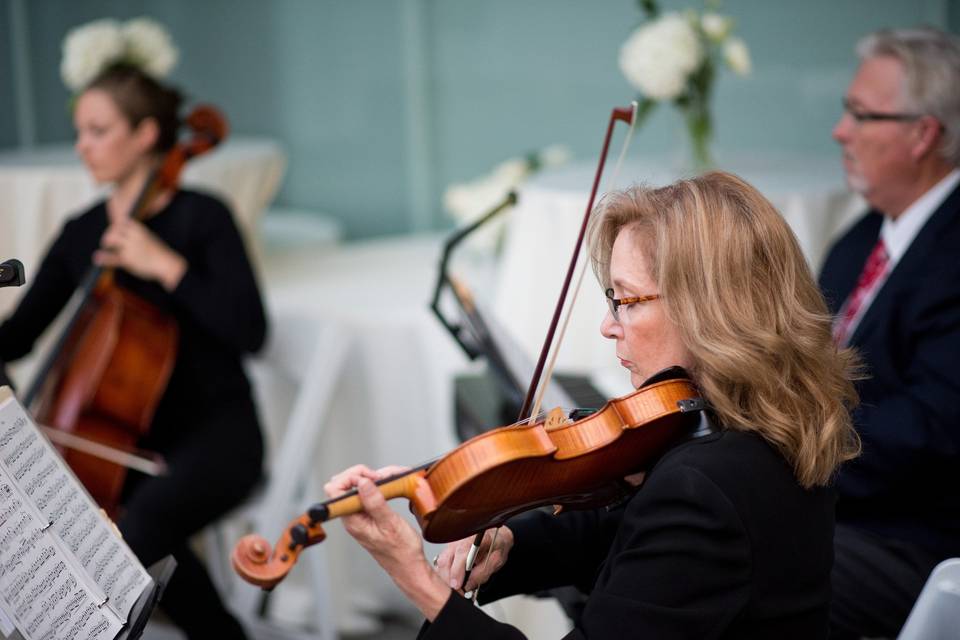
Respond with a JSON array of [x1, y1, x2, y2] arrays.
[[419, 430, 835, 639], [819, 183, 960, 557]]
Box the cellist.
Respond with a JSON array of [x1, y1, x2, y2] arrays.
[[0, 44, 265, 640], [324, 173, 861, 639]]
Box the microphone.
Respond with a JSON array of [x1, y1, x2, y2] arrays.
[[0, 260, 25, 288]]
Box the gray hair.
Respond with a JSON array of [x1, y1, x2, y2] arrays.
[[857, 27, 960, 166]]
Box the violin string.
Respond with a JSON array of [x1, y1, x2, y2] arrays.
[[528, 101, 639, 423]]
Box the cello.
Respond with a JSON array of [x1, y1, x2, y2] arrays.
[[24, 106, 228, 516]]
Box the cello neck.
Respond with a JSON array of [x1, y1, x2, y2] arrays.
[[22, 164, 162, 408]]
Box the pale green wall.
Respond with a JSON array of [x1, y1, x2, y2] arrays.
[[0, 4, 18, 148], [2, 0, 955, 238]]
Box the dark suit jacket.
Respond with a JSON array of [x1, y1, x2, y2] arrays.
[[819, 183, 960, 557], [418, 430, 835, 639]]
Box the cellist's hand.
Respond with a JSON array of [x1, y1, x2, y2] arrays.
[[324, 464, 452, 621], [94, 218, 187, 291], [434, 525, 514, 593]]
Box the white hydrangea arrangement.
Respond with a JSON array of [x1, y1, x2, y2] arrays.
[[443, 145, 572, 252], [618, 0, 751, 168], [60, 17, 178, 92]]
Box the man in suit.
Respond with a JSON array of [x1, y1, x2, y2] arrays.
[[820, 27, 960, 639]]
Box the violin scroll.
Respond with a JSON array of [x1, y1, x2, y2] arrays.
[[232, 514, 327, 590]]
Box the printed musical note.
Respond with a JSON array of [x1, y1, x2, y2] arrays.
[[0, 390, 129, 639]]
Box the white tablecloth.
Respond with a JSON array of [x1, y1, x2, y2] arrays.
[[254, 234, 574, 637], [0, 137, 286, 316], [255, 234, 469, 632], [493, 154, 866, 377]]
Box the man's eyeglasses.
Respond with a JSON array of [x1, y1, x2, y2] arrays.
[[605, 288, 660, 322], [842, 98, 922, 124]]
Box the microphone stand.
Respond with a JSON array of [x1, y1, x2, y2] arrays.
[[0, 259, 25, 388], [0, 259, 25, 288], [429, 191, 522, 403]]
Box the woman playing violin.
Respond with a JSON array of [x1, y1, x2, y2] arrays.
[[0, 63, 265, 639], [325, 171, 860, 639]]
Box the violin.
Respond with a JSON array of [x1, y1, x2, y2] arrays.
[[233, 103, 645, 590], [232, 370, 704, 589], [24, 105, 228, 516]]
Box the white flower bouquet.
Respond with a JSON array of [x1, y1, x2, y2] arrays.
[[443, 145, 572, 253], [618, 0, 751, 168], [61, 16, 178, 92]]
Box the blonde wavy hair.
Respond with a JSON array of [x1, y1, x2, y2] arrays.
[[588, 171, 860, 488]]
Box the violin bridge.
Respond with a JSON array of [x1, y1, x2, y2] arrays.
[[544, 407, 571, 431]]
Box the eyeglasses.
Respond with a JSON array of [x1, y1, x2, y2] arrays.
[[605, 288, 660, 322], [841, 98, 922, 124]]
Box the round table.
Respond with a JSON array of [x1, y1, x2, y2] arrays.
[[492, 154, 866, 377]]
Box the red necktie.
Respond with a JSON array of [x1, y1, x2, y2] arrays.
[[833, 237, 889, 346]]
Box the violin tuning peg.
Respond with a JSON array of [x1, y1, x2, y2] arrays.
[[307, 503, 329, 524], [289, 524, 310, 549]]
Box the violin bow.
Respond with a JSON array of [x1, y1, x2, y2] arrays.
[[39, 425, 166, 476], [460, 103, 638, 593]]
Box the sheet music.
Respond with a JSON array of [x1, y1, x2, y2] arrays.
[[0, 602, 14, 637], [0, 388, 151, 638], [0, 465, 121, 640]]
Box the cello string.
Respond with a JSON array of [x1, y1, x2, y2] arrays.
[[527, 101, 639, 423]]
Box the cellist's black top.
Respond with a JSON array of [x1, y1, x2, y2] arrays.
[[0, 189, 267, 450]]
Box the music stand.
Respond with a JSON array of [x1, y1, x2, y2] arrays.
[[429, 192, 579, 424]]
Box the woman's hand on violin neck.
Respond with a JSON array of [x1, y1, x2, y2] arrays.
[[435, 526, 514, 594], [324, 465, 451, 621], [323, 465, 419, 561], [95, 218, 186, 291]]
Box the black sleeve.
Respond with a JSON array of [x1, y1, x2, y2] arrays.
[[417, 592, 528, 640], [417, 508, 622, 640], [0, 223, 80, 364], [839, 262, 960, 499], [573, 464, 752, 638], [419, 464, 752, 639], [479, 506, 623, 602], [168, 202, 267, 354]]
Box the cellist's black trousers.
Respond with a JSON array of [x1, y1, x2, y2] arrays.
[[118, 396, 263, 640]]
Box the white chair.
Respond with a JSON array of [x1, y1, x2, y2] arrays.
[[898, 558, 960, 640], [204, 306, 350, 640]]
